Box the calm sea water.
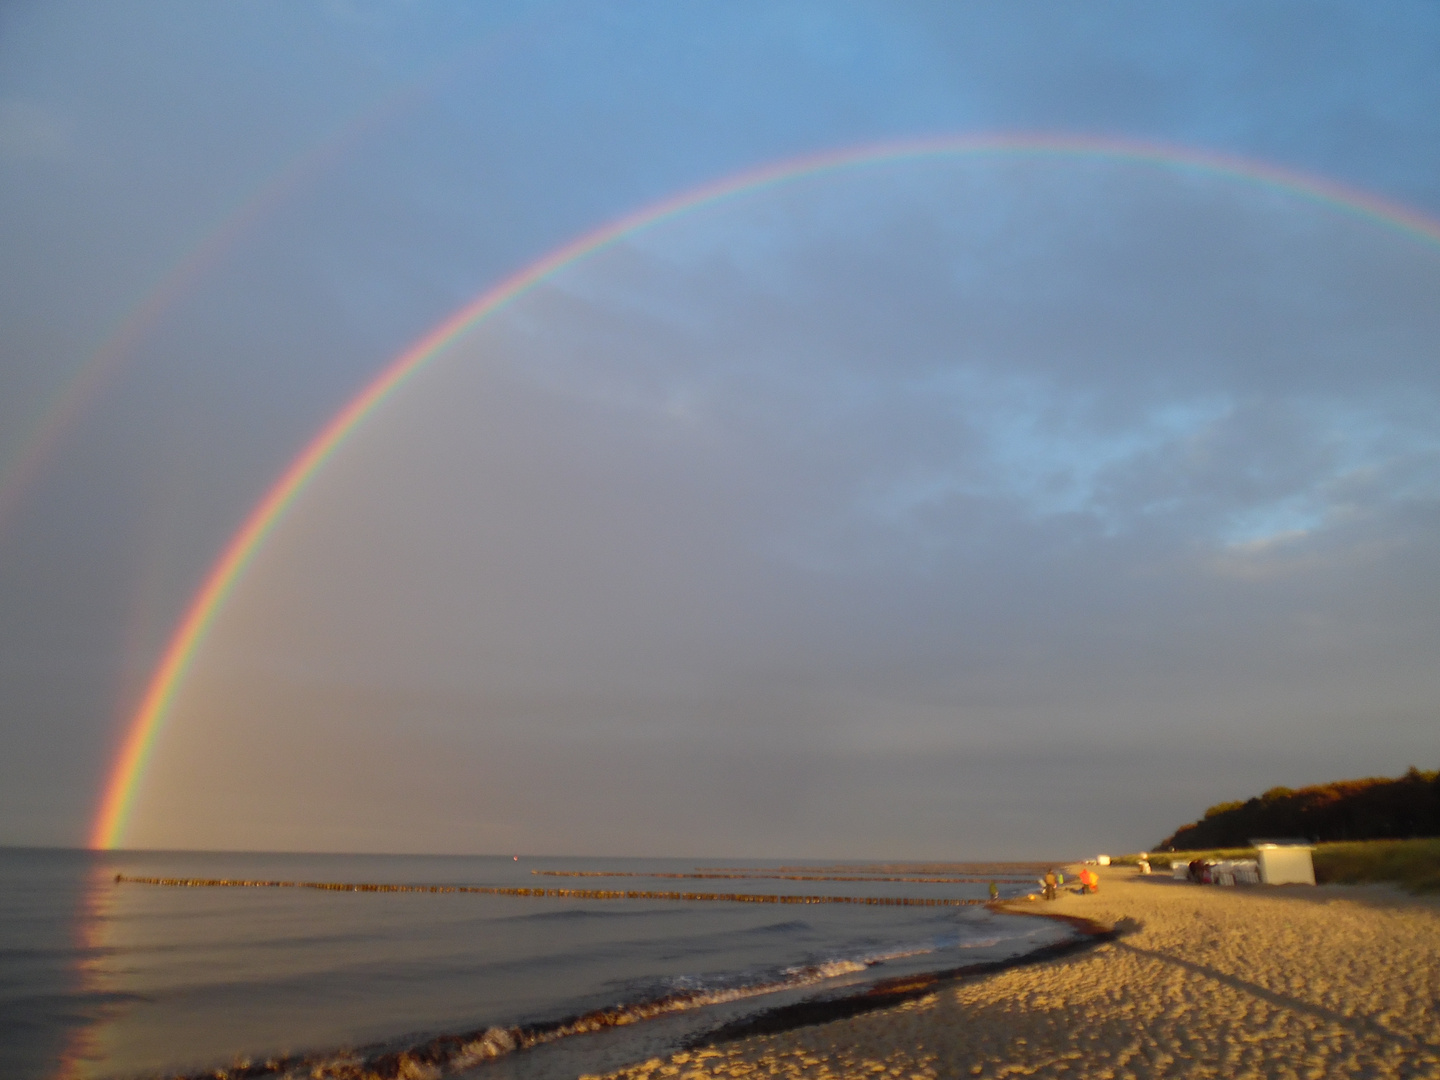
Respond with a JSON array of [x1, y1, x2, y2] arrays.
[[1, 848, 1070, 1080]]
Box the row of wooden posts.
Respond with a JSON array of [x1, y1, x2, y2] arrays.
[[531, 869, 1039, 884], [114, 874, 990, 906]]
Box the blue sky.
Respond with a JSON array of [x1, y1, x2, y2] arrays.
[[2, 1, 1439, 855]]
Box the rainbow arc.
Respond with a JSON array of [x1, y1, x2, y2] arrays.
[[90, 133, 1440, 849]]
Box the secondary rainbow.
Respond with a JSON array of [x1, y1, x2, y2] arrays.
[[0, 16, 534, 540], [90, 132, 1440, 848]]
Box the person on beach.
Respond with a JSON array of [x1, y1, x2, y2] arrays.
[[1078, 868, 1098, 894], [989, 881, 999, 902], [1043, 870, 1057, 900]]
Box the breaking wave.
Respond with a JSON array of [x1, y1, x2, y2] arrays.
[[156, 946, 934, 1080]]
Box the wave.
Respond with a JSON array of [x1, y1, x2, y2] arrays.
[[496, 906, 683, 923], [101, 880, 1079, 1080], [748, 919, 811, 935], [146, 940, 960, 1080], [162, 914, 1102, 1080], [105, 917, 1102, 1080]]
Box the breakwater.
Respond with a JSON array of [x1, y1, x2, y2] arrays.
[[531, 870, 1040, 884], [700, 863, 1057, 876], [113, 874, 989, 907]]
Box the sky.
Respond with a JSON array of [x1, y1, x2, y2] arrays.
[[2, 1, 1439, 858]]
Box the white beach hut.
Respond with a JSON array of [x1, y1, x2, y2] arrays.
[[1255, 843, 1315, 885]]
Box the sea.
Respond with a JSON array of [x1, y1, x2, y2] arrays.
[[1, 848, 1073, 1080]]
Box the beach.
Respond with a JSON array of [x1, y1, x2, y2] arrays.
[[591, 866, 1440, 1080]]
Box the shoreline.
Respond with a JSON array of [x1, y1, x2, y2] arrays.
[[689, 906, 1114, 1046], [120, 892, 1060, 1080], [590, 865, 1440, 1080]]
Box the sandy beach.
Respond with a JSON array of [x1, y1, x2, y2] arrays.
[[589, 866, 1440, 1080]]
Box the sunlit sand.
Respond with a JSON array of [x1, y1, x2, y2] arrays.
[[592, 865, 1440, 1079]]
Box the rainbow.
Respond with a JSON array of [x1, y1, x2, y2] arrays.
[[0, 99, 396, 541], [89, 132, 1440, 849]]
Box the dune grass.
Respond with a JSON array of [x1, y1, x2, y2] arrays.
[[1311, 837, 1440, 893]]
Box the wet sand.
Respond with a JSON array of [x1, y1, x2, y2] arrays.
[[588, 865, 1440, 1079]]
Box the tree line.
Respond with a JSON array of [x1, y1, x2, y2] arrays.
[[1159, 766, 1440, 850]]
